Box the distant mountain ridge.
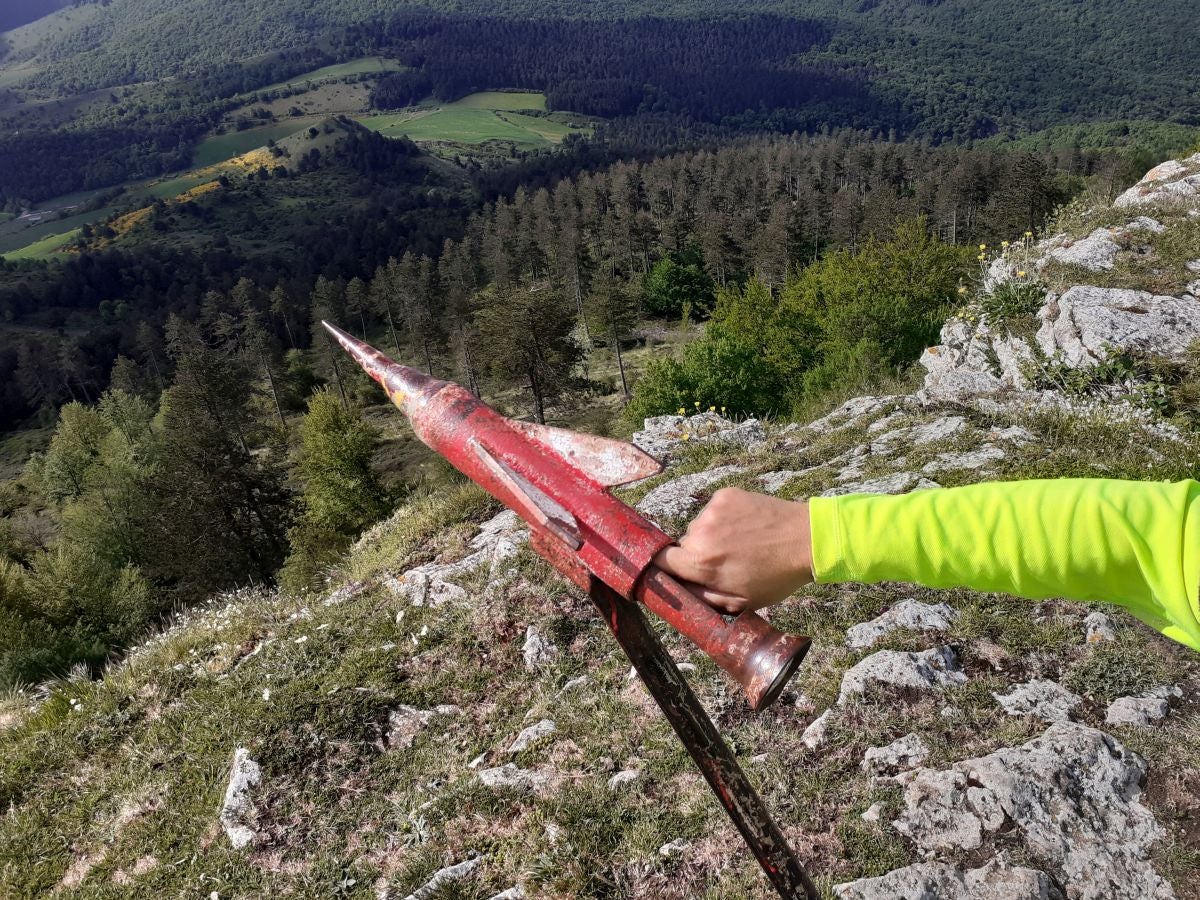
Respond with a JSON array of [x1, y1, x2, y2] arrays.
[[3, 0, 1197, 142], [0, 0, 70, 34]]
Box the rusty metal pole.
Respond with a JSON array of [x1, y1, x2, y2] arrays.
[[588, 578, 820, 900]]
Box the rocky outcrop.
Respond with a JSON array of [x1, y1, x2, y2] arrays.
[[992, 680, 1081, 723], [838, 646, 966, 703], [1037, 286, 1200, 367], [1115, 154, 1200, 208], [835, 857, 1061, 900], [632, 412, 765, 464], [845, 599, 958, 650], [636, 464, 746, 519], [891, 724, 1173, 899]]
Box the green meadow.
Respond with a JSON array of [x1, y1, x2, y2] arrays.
[[359, 92, 587, 148], [255, 56, 405, 94], [190, 122, 311, 167]]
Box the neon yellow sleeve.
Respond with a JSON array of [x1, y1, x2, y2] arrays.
[[809, 478, 1200, 652]]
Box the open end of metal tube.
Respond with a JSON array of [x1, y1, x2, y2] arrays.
[[750, 637, 811, 712]]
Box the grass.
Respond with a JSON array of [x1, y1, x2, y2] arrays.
[[357, 91, 589, 149], [1, 227, 78, 260], [254, 57, 405, 94], [190, 122, 311, 168]]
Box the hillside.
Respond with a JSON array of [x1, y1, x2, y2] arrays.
[[1, 1, 1197, 140], [2, 155, 1198, 898]]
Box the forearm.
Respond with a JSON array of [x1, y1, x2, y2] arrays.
[[809, 478, 1200, 651]]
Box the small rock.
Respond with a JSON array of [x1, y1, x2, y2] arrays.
[[757, 467, 822, 494], [607, 770, 641, 792], [992, 680, 1081, 723], [860, 802, 885, 824], [477, 764, 550, 794], [485, 889, 526, 900], [988, 425, 1035, 445], [219, 748, 261, 850], [822, 472, 941, 497], [1106, 695, 1170, 727], [522, 626, 558, 671], [838, 646, 966, 703], [921, 444, 1006, 474], [845, 599, 958, 649], [1084, 611, 1117, 643], [801, 708, 833, 750], [401, 856, 482, 900], [659, 838, 688, 858], [862, 733, 929, 778], [636, 465, 746, 519], [508, 719, 557, 753], [387, 704, 461, 749], [633, 413, 765, 464]]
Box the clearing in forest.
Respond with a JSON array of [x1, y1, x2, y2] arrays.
[[358, 91, 588, 148]]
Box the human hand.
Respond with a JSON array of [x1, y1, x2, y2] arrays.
[[652, 487, 814, 614]]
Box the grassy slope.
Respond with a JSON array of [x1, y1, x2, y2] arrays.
[[359, 92, 588, 148], [4, 197, 1200, 895]]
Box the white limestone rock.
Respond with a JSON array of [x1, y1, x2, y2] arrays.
[[1037, 286, 1200, 368], [1045, 227, 1122, 271], [1084, 611, 1117, 643], [860, 802, 885, 824], [862, 733, 929, 778], [1106, 696, 1170, 727], [838, 646, 966, 703], [992, 680, 1081, 723], [387, 704, 461, 749], [477, 763, 551, 794], [917, 318, 1037, 404], [508, 719, 557, 753], [219, 748, 262, 850], [757, 466, 823, 494], [401, 856, 482, 900], [891, 723, 1173, 900], [845, 599, 958, 650], [607, 769, 642, 792], [522, 626, 558, 671], [835, 858, 1061, 900], [1115, 154, 1200, 208], [633, 413, 765, 464], [822, 472, 941, 497], [921, 444, 1006, 474], [794, 396, 901, 436], [801, 708, 833, 750], [636, 465, 746, 519], [485, 888, 526, 900]]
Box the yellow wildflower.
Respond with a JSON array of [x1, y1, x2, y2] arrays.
[[682, 433, 691, 441], [958, 286, 967, 294], [677, 407, 686, 415], [1024, 231, 1033, 237], [694, 401, 701, 408], [979, 243, 987, 250], [1018, 270, 1027, 277], [1001, 240, 1010, 248], [977, 254, 985, 261]]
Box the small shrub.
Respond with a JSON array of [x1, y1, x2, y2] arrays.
[[979, 278, 1045, 324], [1062, 636, 1171, 702]]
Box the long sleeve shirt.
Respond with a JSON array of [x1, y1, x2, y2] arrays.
[[809, 478, 1200, 652]]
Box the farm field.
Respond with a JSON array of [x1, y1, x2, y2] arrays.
[[191, 121, 311, 167], [255, 56, 404, 94], [358, 92, 588, 148]]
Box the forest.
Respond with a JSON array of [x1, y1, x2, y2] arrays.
[[2, 125, 1145, 685], [0, 0, 1197, 693]]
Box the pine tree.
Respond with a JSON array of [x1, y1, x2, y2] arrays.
[[142, 348, 293, 599], [280, 389, 389, 593], [472, 280, 581, 424]]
